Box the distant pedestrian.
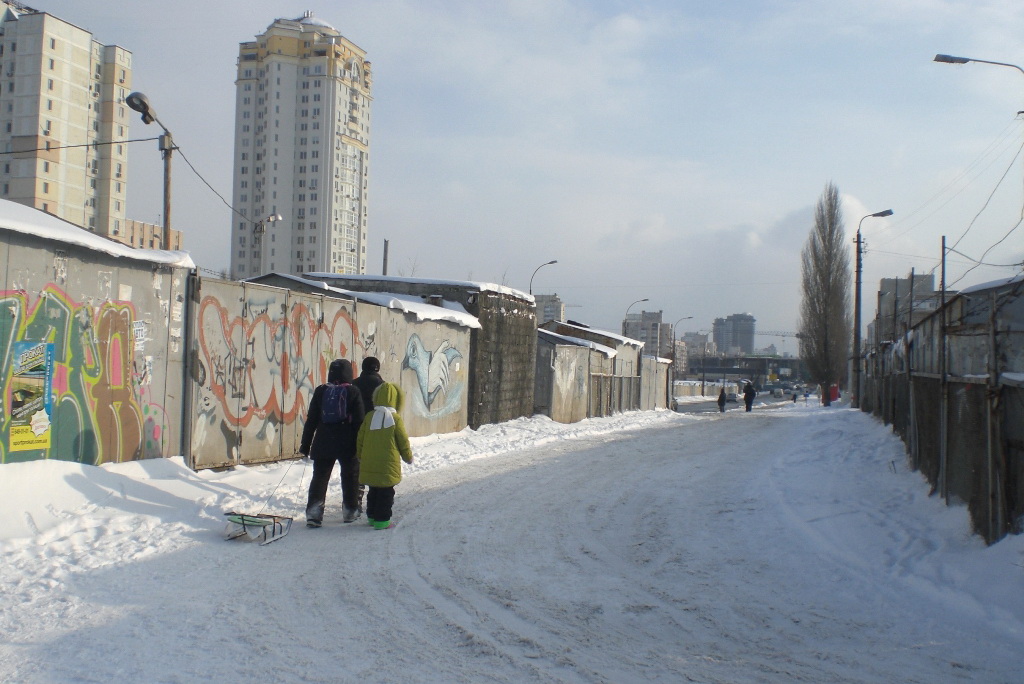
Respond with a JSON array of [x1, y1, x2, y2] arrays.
[[300, 359, 366, 527], [717, 388, 727, 413], [743, 383, 756, 412], [358, 382, 414, 530], [353, 356, 384, 410], [792, 391, 798, 403]]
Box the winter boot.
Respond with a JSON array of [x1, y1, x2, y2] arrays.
[[306, 502, 324, 528], [342, 506, 361, 523], [372, 519, 394, 530]]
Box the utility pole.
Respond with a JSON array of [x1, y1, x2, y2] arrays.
[[853, 229, 863, 408], [853, 209, 892, 409], [940, 236, 948, 501]]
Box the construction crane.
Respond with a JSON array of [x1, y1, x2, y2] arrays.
[[756, 330, 801, 355]]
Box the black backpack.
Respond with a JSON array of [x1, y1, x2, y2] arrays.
[[320, 382, 351, 424]]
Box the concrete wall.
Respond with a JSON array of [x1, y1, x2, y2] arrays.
[[535, 339, 590, 424], [292, 275, 537, 429], [0, 230, 190, 464], [471, 290, 537, 428], [640, 357, 669, 411], [189, 279, 471, 470]]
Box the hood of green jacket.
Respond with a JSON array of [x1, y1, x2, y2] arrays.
[[372, 382, 404, 411]]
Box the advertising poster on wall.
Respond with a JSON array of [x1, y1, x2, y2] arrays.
[[9, 341, 54, 452]]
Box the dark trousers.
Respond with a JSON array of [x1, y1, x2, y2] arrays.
[[366, 486, 396, 522], [306, 454, 362, 521], [745, 400, 753, 412]]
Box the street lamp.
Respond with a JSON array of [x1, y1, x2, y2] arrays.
[[622, 298, 648, 336], [853, 208, 893, 409], [253, 213, 282, 274], [670, 316, 693, 380], [126, 92, 176, 250], [934, 53, 1024, 75], [529, 260, 557, 295]]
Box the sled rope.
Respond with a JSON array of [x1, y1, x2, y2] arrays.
[[256, 454, 301, 516]]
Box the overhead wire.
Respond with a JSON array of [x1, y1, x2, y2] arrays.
[[948, 138, 1024, 253], [946, 245, 1024, 269], [0, 137, 161, 155], [875, 117, 1024, 248], [174, 146, 251, 224]]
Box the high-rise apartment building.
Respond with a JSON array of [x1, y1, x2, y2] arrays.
[[230, 12, 371, 279], [624, 310, 672, 358], [0, 1, 135, 239], [533, 293, 566, 324], [713, 313, 756, 355]]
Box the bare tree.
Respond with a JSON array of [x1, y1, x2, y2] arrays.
[[397, 256, 420, 277], [799, 182, 851, 406]]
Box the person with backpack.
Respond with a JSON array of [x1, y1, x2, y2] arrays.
[[300, 358, 366, 527], [352, 356, 384, 411], [357, 382, 414, 530]]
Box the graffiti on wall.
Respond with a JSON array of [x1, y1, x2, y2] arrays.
[[193, 293, 362, 460], [402, 333, 463, 416], [192, 285, 470, 464], [0, 285, 165, 464]]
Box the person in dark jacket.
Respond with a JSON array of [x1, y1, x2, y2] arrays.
[[743, 383, 756, 412], [300, 358, 366, 527], [717, 388, 727, 413], [352, 356, 384, 411]]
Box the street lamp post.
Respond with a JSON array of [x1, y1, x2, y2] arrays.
[[253, 213, 282, 274], [670, 316, 693, 381], [529, 260, 557, 295], [701, 341, 708, 396], [622, 298, 649, 336], [853, 209, 893, 409], [126, 92, 176, 250]]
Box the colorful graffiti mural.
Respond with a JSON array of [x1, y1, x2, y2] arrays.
[[190, 283, 470, 466], [194, 294, 359, 428], [192, 289, 365, 466], [0, 285, 166, 465]]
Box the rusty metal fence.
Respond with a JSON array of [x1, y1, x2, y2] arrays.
[[863, 370, 1022, 543]]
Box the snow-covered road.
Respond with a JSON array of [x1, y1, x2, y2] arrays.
[[1, 404, 1022, 683]]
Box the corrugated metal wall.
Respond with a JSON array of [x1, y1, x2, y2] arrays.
[[0, 231, 189, 464], [189, 279, 471, 470]]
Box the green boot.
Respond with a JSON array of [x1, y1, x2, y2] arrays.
[[372, 519, 393, 530]]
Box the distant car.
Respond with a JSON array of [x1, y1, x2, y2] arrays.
[[772, 388, 784, 398], [726, 392, 738, 403]]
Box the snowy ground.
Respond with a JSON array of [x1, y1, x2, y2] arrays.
[[1, 401, 1022, 683]]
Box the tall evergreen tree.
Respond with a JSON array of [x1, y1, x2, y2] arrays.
[[799, 182, 851, 406]]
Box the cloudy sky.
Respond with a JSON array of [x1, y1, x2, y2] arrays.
[[63, 0, 1024, 345]]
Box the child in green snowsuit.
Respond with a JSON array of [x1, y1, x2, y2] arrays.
[[356, 382, 414, 529]]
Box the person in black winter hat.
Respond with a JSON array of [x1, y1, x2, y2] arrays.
[[353, 356, 384, 411], [300, 358, 366, 526]]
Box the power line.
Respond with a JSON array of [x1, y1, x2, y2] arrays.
[[949, 139, 1024, 253], [876, 117, 1024, 247], [175, 146, 249, 223], [0, 137, 160, 155], [947, 217, 1024, 289], [946, 246, 1024, 268]]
